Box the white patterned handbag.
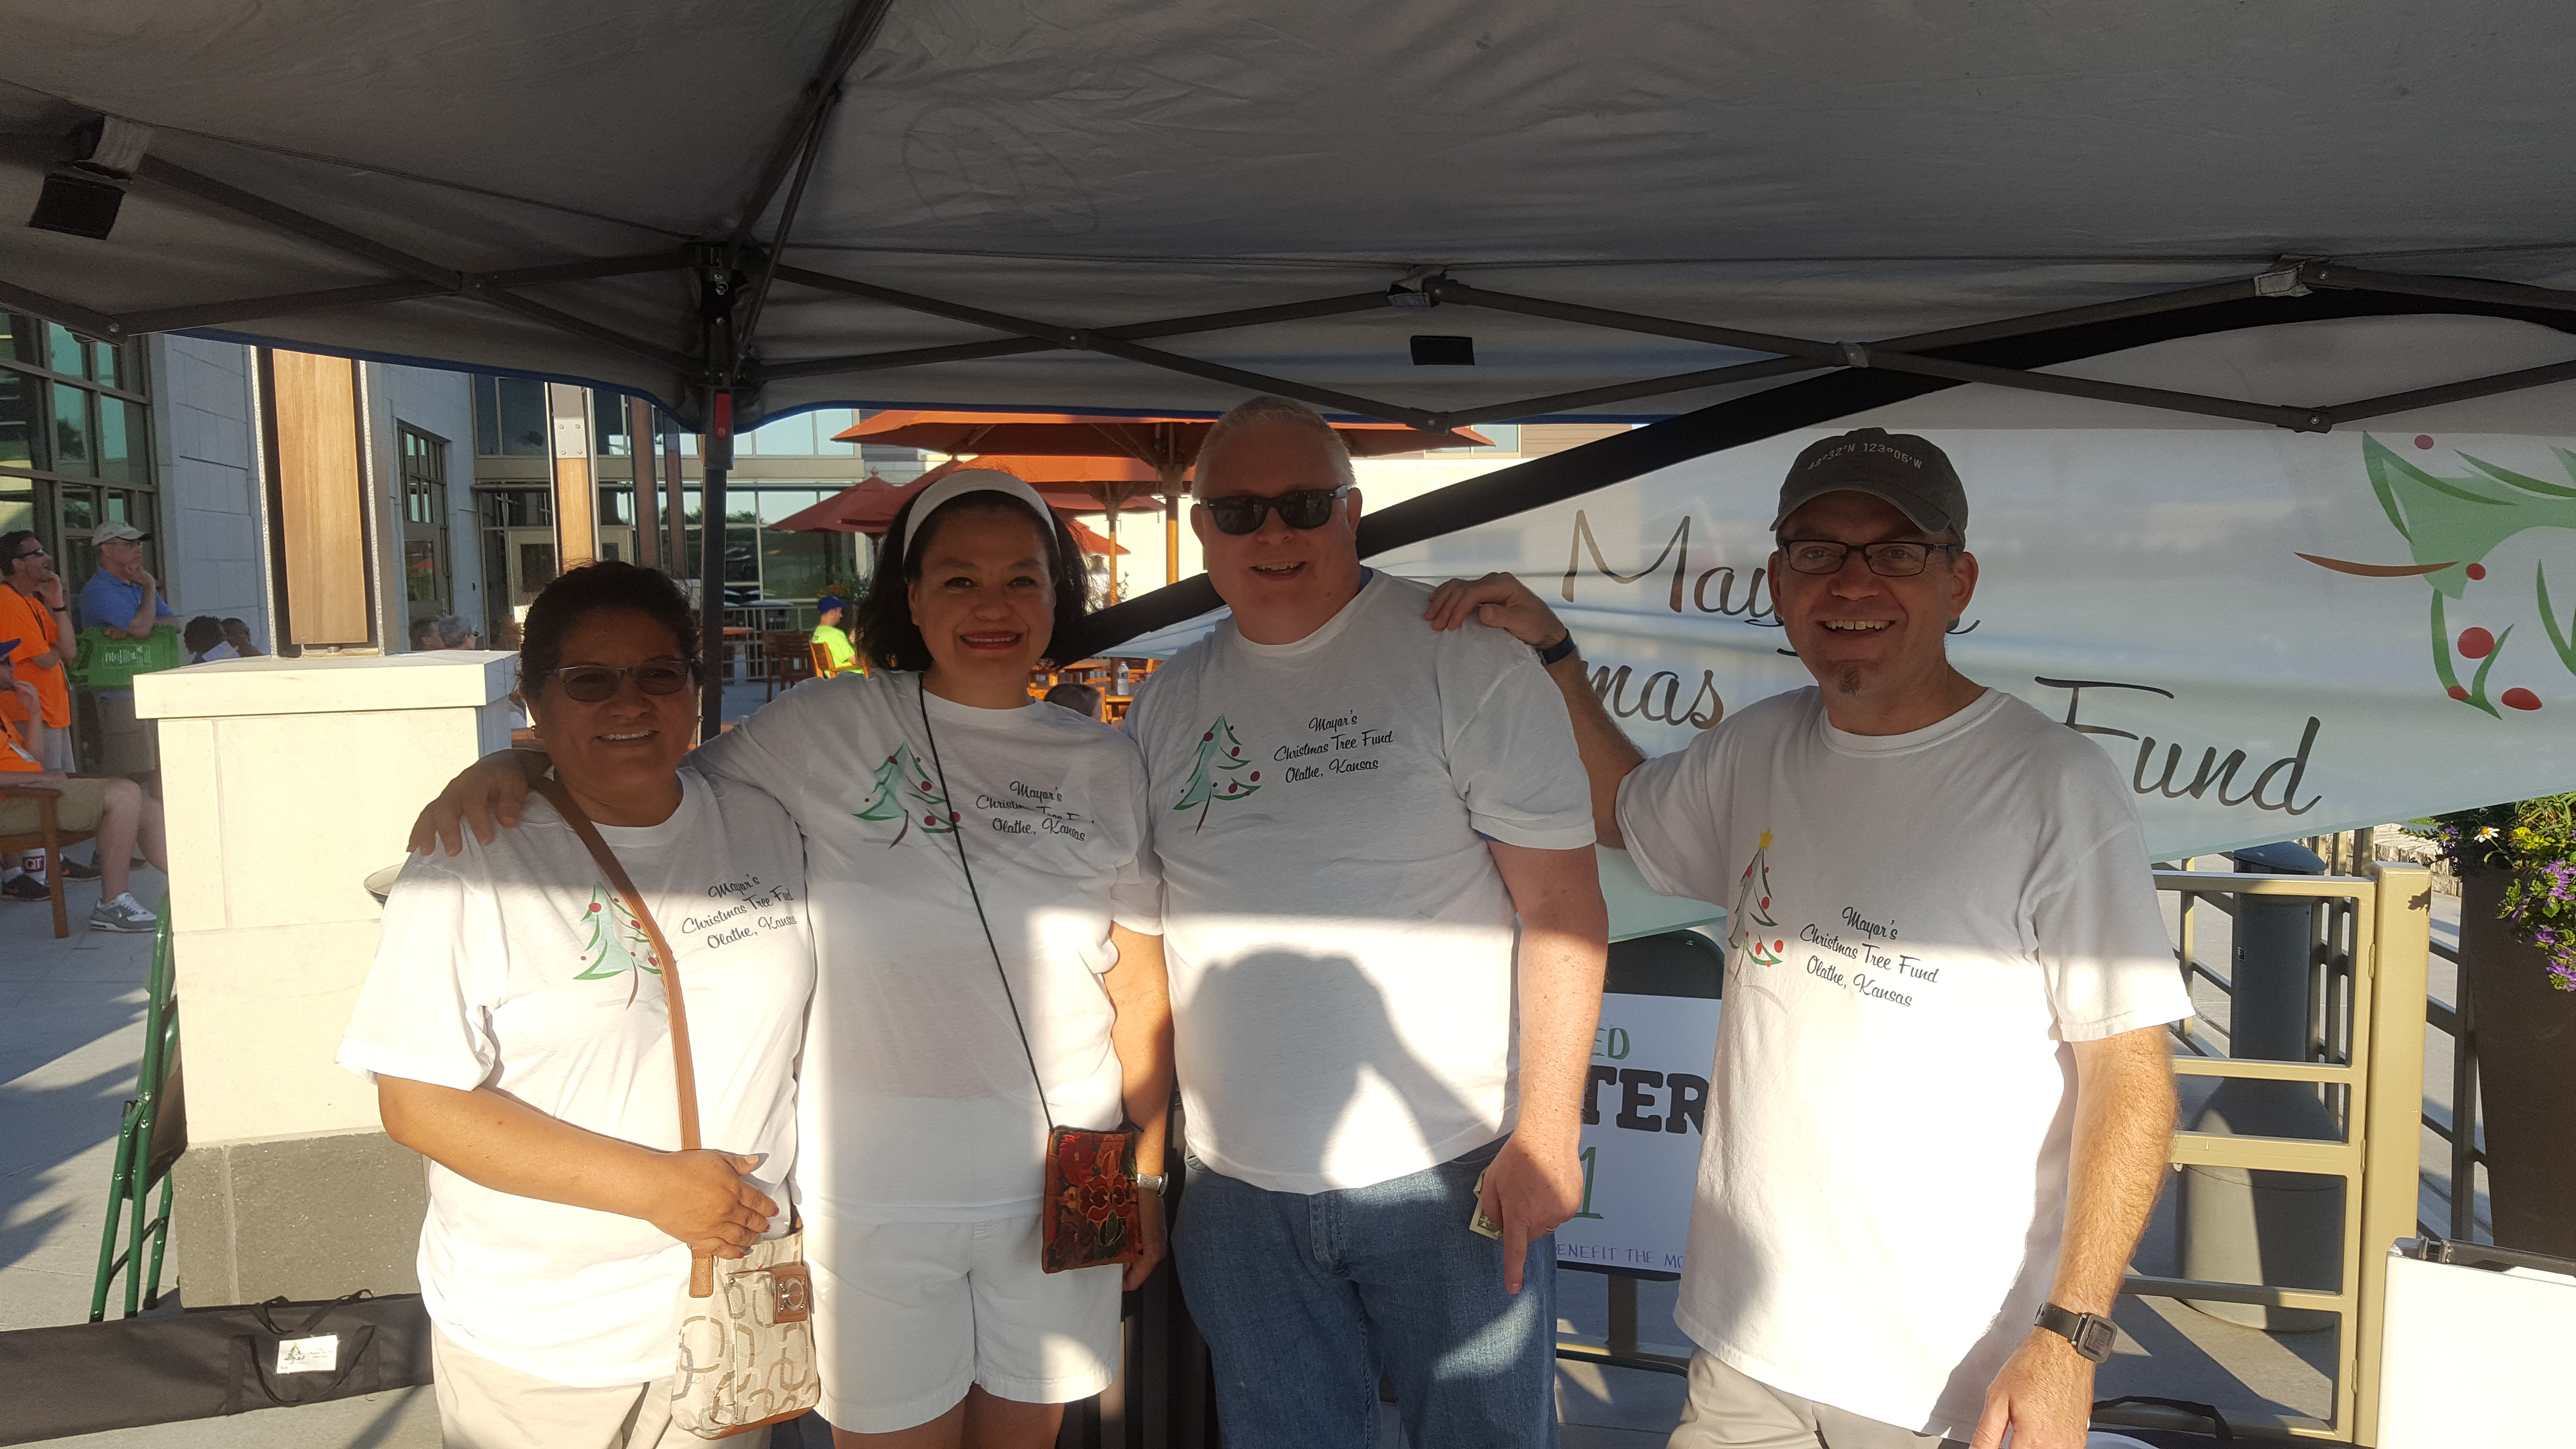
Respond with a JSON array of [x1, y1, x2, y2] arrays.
[[537, 781, 822, 1439]]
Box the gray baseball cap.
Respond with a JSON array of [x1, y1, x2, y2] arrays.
[[91, 521, 151, 545], [1770, 428, 1966, 538]]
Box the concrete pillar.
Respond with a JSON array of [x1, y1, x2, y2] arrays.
[[134, 651, 517, 1304]]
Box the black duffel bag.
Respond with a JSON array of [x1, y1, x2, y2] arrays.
[[0, 1291, 431, 1445]]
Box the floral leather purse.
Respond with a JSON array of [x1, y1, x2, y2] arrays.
[[916, 685, 1145, 1275], [533, 779, 822, 1437]]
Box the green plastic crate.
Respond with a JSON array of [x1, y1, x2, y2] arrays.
[[68, 625, 182, 689]]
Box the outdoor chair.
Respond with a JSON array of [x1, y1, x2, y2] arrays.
[[808, 639, 837, 679], [761, 630, 815, 697], [0, 779, 101, 939]]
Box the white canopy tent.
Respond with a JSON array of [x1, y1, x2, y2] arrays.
[[4, 0, 2574, 678]]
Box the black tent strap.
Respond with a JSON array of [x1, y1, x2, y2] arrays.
[[1052, 287, 2576, 661]]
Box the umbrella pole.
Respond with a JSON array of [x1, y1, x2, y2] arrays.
[[1105, 499, 1120, 606], [1161, 461, 1186, 586]]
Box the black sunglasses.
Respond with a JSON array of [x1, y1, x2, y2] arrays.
[[1197, 485, 1350, 536], [542, 657, 695, 703]]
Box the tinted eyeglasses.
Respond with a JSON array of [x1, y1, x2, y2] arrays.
[[542, 657, 695, 702], [1197, 485, 1351, 536], [1778, 539, 1960, 577]]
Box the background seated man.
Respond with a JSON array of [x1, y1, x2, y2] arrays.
[[0, 641, 167, 931], [222, 618, 264, 658], [810, 595, 857, 676], [1042, 681, 1103, 720], [187, 616, 241, 663], [433, 615, 480, 650], [408, 615, 441, 652]]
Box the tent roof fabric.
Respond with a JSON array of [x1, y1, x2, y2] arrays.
[[3, 1, 2574, 433]]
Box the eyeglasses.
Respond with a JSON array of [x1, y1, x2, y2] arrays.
[[8, 547, 45, 564], [542, 657, 695, 702], [1197, 486, 1351, 536], [1778, 539, 1960, 577]]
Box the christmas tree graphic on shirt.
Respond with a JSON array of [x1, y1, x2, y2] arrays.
[[855, 743, 957, 846], [572, 885, 660, 992], [1173, 716, 1260, 829], [1729, 831, 1786, 968]]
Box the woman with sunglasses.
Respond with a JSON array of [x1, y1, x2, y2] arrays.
[[343, 562, 814, 1448], [411, 473, 1172, 1449]]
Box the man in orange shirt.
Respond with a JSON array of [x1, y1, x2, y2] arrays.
[[0, 639, 164, 931], [0, 531, 70, 769]]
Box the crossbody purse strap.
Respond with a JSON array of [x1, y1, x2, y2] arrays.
[[914, 679, 1057, 1134], [527, 776, 716, 1297]]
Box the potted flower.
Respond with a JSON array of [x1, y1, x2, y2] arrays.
[[2426, 795, 2576, 1256]]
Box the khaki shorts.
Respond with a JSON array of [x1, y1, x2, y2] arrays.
[[0, 775, 109, 836], [1670, 1351, 1965, 1449], [429, 1324, 686, 1449]]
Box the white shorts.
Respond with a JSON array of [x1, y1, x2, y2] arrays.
[[809, 1214, 1121, 1433]]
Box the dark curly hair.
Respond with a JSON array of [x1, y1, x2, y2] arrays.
[[518, 560, 699, 696], [857, 487, 1090, 673]]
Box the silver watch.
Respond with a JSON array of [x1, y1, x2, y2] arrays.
[[1136, 1172, 1168, 1193]]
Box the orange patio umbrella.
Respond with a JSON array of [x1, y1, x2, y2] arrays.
[[839, 411, 1488, 590]]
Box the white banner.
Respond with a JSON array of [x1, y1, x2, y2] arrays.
[[1555, 991, 1722, 1276], [1371, 426, 2576, 861]]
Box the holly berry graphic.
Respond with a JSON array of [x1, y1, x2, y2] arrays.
[[1174, 716, 1260, 828], [855, 744, 955, 846]]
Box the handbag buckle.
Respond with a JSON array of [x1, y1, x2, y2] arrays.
[[766, 1262, 812, 1324]]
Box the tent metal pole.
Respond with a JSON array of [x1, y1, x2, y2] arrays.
[[752, 291, 1392, 385], [733, 89, 842, 375], [2316, 356, 2576, 426], [1858, 275, 2270, 354], [725, 0, 895, 246], [629, 396, 663, 572], [2304, 264, 2576, 315], [114, 254, 698, 338], [759, 338, 1055, 381], [1436, 357, 1823, 428], [137, 156, 690, 369]]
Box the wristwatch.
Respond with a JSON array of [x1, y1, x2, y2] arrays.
[[1535, 633, 1578, 667], [1135, 1173, 1167, 1194], [2032, 1303, 2117, 1362]]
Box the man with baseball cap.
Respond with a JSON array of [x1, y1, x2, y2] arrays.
[[1427, 427, 2188, 1449], [0, 636, 167, 931], [77, 522, 176, 779], [79, 522, 173, 641]]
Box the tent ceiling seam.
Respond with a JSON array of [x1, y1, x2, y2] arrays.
[[724, 0, 895, 248]]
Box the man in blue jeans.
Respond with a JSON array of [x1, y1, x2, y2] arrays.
[[1123, 396, 1609, 1446]]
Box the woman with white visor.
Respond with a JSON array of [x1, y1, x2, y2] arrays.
[[416, 472, 1170, 1449]]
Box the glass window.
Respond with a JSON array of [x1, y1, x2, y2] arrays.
[[0, 477, 30, 536], [90, 340, 119, 390], [50, 383, 91, 475], [0, 314, 35, 368], [0, 369, 40, 472], [812, 408, 856, 455], [473, 376, 501, 456], [59, 484, 97, 532], [46, 323, 85, 378], [750, 413, 814, 456], [493, 377, 547, 455], [593, 390, 629, 457], [97, 394, 138, 483], [405, 539, 442, 604], [596, 484, 635, 526]]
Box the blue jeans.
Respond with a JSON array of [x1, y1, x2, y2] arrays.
[[1173, 1139, 1558, 1449]]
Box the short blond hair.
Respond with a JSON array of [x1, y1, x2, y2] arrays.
[[1194, 395, 1357, 495]]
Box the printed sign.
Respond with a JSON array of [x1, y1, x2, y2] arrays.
[[1368, 426, 2576, 859], [1555, 991, 1722, 1275], [274, 1334, 339, 1374]]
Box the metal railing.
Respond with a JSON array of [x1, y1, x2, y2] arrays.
[[2102, 863, 2432, 1446], [2419, 938, 2485, 1244]]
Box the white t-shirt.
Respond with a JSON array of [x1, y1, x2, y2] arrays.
[[1126, 571, 1594, 1194], [1617, 688, 2191, 1440], [693, 670, 1159, 1224], [338, 769, 813, 1387]]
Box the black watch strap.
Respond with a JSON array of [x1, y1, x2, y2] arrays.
[[2033, 1303, 2116, 1362], [1536, 633, 1578, 667]]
